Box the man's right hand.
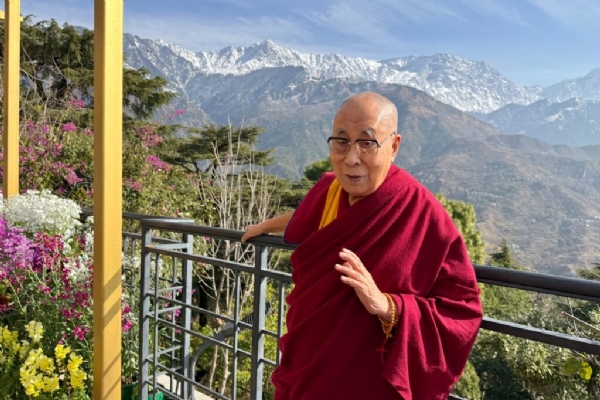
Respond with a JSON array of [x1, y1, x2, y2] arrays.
[[240, 211, 295, 243], [241, 224, 265, 243]]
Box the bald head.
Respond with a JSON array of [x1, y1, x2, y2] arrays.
[[336, 92, 398, 131], [330, 91, 402, 204]]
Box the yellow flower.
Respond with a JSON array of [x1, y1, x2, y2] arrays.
[[19, 340, 30, 359], [70, 369, 87, 390], [24, 348, 43, 369], [37, 355, 55, 374], [12, 340, 21, 355], [67, 353, 83, 372], [20, 368, 43, 397], [42, 375, 60, 392], [24, 321, 44, 343], [1, 326, 10, 344], [0, 326, 19, 354], [67, 353, 87, 390], [54, 344, 71, 360]]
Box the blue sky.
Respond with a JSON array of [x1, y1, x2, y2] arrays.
[[19, 0, 600, 87]]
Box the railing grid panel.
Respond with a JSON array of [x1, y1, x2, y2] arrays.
[[105, 214, 600, 400]]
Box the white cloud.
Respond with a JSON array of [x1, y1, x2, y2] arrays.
[[300, 2, 401, 45], [527, 0, 600, 28], [459, 0, 530, 26], [125, 14, 316, 51], [384, 0, 463, 23], [303, 0, 463, 30]]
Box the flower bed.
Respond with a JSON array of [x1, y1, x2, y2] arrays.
[[0, 190, 135, 399]]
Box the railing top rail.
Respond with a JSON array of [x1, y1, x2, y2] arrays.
[[141, 218, 295, 250], [140, 217, 600, 303], [474, 264, 600, 303], [80, 207, 186, 222]]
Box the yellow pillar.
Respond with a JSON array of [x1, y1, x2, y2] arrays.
[[93, 1, 123, 398], [2, 0, 20, 198]]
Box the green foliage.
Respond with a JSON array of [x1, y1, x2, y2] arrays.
[[578, 263, 600, 282], [565, 357, 594, 380], [0, 17, 174, 120], [453, 361, 482, 400], [467, 242, 596, 400], [559, 263, 600, 398], [482, 241, 533, 322], [165, 124, 273, 174], [119, 120, 209, 219], [123, 68, 176, 119], [303, 157, 332, 181], [436, 193, 486, 264]]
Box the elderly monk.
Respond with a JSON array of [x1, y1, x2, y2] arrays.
[[242, 91, 483, 400]]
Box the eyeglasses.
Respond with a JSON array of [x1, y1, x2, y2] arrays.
[[327, 132, 396, 156]]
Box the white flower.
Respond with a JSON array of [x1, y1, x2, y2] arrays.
[[122, 253, 141, 269], [64, 254, 92, 284], [0, 191, 5, 217], [4, 190, 82, 241]]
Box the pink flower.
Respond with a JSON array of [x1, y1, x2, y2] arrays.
[[146, 155, 170, 172], [137, 126, 163, 148], [60, 122, 78, 132], [73, 326, 90, 340], [68, 98, 86, 110], [124, 178, 143, 192], [38, 284, 51, 294], [122, 319, 133, 332]]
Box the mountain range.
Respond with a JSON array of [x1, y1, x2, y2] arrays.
[[124, 35, 600, 114], [122, 35, 600, 276], [478, 97, 600, 146]]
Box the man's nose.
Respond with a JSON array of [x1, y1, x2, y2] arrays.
[[344, 144, 362, 165]]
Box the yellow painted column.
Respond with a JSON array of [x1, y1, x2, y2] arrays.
[[2, 0, 20, 198], [93, 0, 123, 398]]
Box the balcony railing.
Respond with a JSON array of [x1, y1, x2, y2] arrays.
[[100, 212, 600, 400]]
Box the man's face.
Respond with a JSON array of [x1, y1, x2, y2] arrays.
[[330, 98, 400, 203]]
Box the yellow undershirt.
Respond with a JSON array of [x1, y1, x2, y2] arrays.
[[318, 179, 342, 229]]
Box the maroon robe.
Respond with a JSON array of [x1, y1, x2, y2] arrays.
[[271, 166, 483, 400]]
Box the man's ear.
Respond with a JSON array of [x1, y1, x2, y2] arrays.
[[392, 134, 402, 158]]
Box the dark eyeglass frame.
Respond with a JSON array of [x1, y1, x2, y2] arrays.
[[326, 131, 397, 155]]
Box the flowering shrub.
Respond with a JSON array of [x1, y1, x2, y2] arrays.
[[0, 322, 88, 398], [3, 190, 82, 244], [0, 192, 93, 399], [0, 120, 88, 197], [0, 191, 136, 398]]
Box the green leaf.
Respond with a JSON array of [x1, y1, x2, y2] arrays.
[[564, 357, 584, 374]]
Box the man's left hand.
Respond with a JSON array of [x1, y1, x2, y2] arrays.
[[335, 248, 391, 319]]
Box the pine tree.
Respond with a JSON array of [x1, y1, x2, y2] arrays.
[[436, 194, 486, 264]]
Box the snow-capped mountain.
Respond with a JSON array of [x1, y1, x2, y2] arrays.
[[542, 68, 600, 103], [123, 35, 541, 113], [479, 97, 600, 146]]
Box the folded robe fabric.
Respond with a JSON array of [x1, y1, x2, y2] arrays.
[[271, 165, 483, 400]]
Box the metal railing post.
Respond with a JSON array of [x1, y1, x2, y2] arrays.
[[231, 271, 241, 400], [138, 226, 152, 399], [250, 245, 268, 400], [180, 233, 193, 399]]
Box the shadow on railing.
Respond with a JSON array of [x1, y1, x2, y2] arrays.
[[83, 209, 600, 400]]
